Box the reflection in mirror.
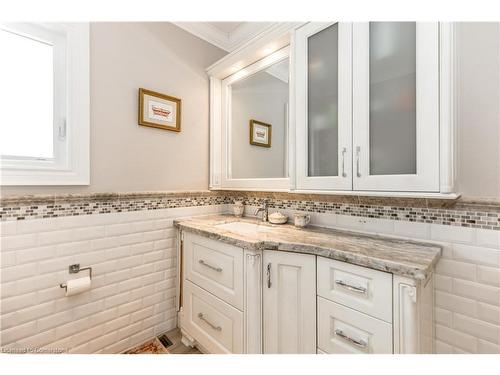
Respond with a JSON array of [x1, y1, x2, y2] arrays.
[[230, 58, 289, 179]]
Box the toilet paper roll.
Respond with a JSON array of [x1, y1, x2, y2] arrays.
[[65, 276, 91, 296]]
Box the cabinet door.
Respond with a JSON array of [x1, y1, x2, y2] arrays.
[[263, 251, 316, 353], [295, 22, 353, 190], [352, 22, 440, 192]]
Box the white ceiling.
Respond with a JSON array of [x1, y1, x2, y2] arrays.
[[206, 22, 244, 35], [173, 22, 275, 52], [265, 58, 289, 83]]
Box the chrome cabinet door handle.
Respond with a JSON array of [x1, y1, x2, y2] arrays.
[[334, 329, 368, 348], [335, 279, 367, 294], [356, 146, 361, 178], [266, 263, 272, 288], [199, 259, 222, 273], [198, 313, 222, 331], [341, 147, 347, 177]]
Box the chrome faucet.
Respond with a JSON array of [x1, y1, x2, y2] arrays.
[[254, 200, 269, 222]]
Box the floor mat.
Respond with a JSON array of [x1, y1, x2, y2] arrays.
[[123, 329, 201, 354]]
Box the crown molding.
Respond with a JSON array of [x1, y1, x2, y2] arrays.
[[226, 22, 274, 51], [265, 60, 289, 83], [206, 22, 303, 79], [173, 22, 278, 52]]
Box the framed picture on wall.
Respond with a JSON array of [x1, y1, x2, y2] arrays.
[[138, 88, 181, 132], [249, 119, 272, 147]]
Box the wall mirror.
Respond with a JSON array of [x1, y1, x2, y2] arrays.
[[220, 47, 291, 190]]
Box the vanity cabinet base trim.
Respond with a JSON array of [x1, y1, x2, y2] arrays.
[[393, 274, 435, 354]]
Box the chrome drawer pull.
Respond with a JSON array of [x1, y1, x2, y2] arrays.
[[199, 259, 222, 272], [356, 146, 361, 178], [341, 147, 347, 177], [266, 263, 272, 288], [198, 313, 222, 331], [335, 279, 367, 294], [334, 329, 368, 348]]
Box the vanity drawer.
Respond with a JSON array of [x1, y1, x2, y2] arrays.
[[317, 257, 392, 322], [184, 232, 244, 310], [182, 280, 244, 354], [317, 297, 393, 354]]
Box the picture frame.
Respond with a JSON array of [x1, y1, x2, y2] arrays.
[[138, 88, 181, 132], [249, 119, 272, 148]]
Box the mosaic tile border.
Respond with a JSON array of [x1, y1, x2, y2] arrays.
[[1, 190, 499, 231], [224, 192, 500, 231], [0, 191, 230, 221]]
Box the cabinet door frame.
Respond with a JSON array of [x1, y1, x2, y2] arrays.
[[295, 22, 353, 190], [352, 22, 440, 192], [262, 250, 316, 354]]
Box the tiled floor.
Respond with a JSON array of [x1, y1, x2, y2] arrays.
[[124, 329, 201, 354]]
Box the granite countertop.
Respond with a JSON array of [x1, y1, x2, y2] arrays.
[[174, 214, 442, 281]]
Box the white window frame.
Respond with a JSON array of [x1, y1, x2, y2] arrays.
[[0, 22, 89, 186]]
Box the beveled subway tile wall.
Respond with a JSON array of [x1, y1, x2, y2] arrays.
[[1, 190, 499, 354], [1, 191, 499, 231], [0, 204, 226, 353]]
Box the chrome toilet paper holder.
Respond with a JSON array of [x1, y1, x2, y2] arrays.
[[59, 264, 93, 291]]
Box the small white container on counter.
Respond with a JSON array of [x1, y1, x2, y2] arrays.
[[268, 212, 288, 224], [233, 201, 244, 217], [294, 213, 311, 228]]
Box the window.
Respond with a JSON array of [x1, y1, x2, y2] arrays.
[[0, 23, 89, 185]]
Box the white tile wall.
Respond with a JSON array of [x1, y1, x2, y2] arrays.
[[0, 204, 227, 354], [1, 203, 499, 354], [268, 207, 500, 354]]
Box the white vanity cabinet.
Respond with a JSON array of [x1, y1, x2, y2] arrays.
[[316, 257, 434, 354], [177, 230, 435, 354], [179, 232, 263, 354], [180, 233, 246, 353], [316, 257, 393, 322], [182, 280, 244, 353], [317, 297, 393, 354], [263, 251, 316, 354], [317, 258, 394, 354], [184, 234, 244, 309]]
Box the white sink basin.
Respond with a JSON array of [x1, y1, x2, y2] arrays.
[[216, 221, 274, 235]]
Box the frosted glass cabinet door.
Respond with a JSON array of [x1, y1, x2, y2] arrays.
[[295, 22, 352, 190], [352, 22, 440, 192]]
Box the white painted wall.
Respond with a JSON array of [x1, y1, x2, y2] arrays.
[[0, 205, 227, 353], [0, 22, 226, 197], [1, 22, 498, 200], [456, 22, 500, 199]]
